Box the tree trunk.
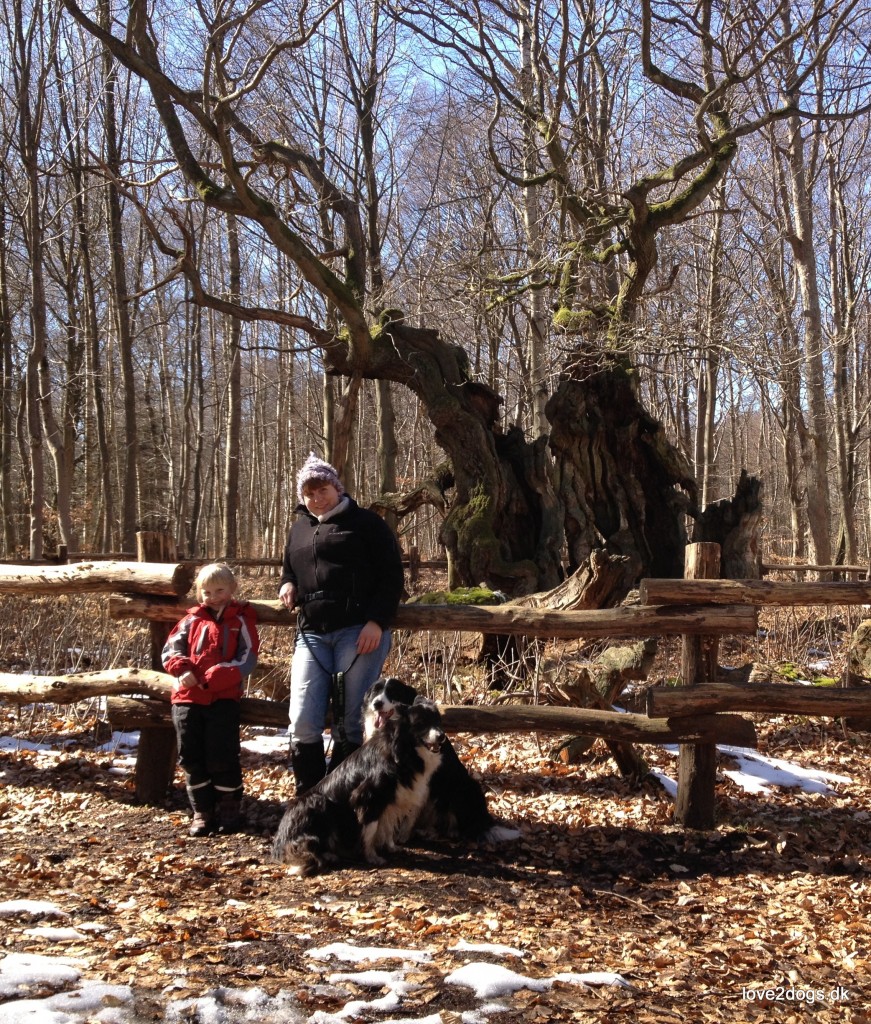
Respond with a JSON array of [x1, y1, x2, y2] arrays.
[[783, 98, 832, 570], [518, 0, 550, 438], [376, 378, 398, 533], [782, 401, 807, 564], [73, 150, 114, 552], [101, 0, 139, 552], [827, 152, 859, 568], [694, 180, 726, 507], [547, 349, 697, 583], [0, 196, 15, 555], [12, 0, 75, 556], [222, 213, 242, 558], [381, 323, 696, 599], [184, 300, 206, 557]]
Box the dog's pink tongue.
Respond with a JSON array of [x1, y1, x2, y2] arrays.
[[375, 710, 391, 729]]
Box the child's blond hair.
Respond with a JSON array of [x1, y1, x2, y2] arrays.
[[194, 562, 238, 594]]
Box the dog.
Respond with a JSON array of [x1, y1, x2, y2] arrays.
[[272, 698, 446, 876], [362, 677, 517, 844]]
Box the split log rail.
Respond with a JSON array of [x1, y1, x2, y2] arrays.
[[2, 547, 871, 829]]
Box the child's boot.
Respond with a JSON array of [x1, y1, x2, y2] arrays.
[[187, 781, 216, 836]]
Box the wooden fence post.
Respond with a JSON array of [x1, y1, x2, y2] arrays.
[[674, 542, 721, 829], [134, 531, 181, 805]]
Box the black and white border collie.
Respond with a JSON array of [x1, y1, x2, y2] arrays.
[[272, 699, 445, 876], [362, 677, 518, 845]]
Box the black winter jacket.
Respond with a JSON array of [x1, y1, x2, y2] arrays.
[[279, 497, 404, 633]]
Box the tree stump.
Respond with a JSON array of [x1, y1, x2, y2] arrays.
[[692, 471, 763, 579]]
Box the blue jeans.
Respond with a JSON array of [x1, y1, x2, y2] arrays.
[[289, 625, 392, 747]]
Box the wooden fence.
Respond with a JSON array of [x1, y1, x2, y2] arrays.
[[2, 546, 871, 830]]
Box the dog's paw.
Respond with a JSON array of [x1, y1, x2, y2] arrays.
[[481, 824, 521, 844]]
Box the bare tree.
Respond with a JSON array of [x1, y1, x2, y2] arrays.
[[223, 213, 243, 557], [0, 188, 15, 554]]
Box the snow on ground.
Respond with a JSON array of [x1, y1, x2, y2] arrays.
[[0, 913, 632, 1024], [656, 742, 852, 795]]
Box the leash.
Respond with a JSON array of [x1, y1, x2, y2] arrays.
[[298, 628, 361, 756]]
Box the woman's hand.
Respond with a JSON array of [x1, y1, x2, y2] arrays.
[[177, 670, 199, 690], [356, 620, 383, 654], [279, 582, 297, 609]]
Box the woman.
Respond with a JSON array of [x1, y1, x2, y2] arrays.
[[279, 453, 405, 793]]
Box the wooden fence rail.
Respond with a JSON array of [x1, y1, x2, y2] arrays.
[[0, 561, 194, 595], [641, 577, 871, 606], [646, 681, 871, 718], [0, 669, 756, 748], [107, 594, 758, 636]]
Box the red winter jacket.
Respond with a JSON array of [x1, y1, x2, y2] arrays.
[[162, 601, 259, 706]]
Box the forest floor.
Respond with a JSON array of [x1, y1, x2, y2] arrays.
[[1, 576, 870, 1021], [1, 711, 869, 1023]]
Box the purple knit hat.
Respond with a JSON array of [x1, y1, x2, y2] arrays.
[[296, 452, 344, 502]]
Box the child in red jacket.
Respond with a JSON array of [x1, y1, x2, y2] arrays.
[[163, 563, 259, 836]]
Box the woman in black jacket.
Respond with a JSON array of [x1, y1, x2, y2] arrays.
[[279, 453, 405, 792]]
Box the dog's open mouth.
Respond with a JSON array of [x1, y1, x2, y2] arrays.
[[374, 709, 393, 729]]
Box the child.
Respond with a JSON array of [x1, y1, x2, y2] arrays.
[[163, 563, 259, 836]]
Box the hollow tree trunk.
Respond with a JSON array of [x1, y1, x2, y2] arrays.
[[691, 470, 763, 579], [377, 322, 699, 599], [384, 319, 562, 596], [547, 349, 697, 584]]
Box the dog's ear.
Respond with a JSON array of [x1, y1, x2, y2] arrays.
[[387, 677, 418, 704], [412, 696, 437, 710]]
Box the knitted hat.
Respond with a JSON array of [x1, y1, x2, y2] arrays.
[[296, 452, 344, 501]]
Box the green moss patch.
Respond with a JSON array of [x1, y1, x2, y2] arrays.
[[409, 586, 504, 606]]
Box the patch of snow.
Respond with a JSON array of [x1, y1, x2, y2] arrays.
[[0, 952, 83, 998], [656, 743, 851, 796], [327, 969, 418, 994], [0, 901, 69, 920], [22, 928, 87, 943], [717, 745, 851, 795], [305, 943, 432, 964], [450, 940, 524, 958], [445, 962, 633, 1000]]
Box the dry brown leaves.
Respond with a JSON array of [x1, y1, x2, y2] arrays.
[[1, 713, 870, 1023]]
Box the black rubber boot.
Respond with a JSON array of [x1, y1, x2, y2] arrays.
[[327, 741, 360, 775], [215, 788, 245, 834], [290, 741, 327, 795]]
